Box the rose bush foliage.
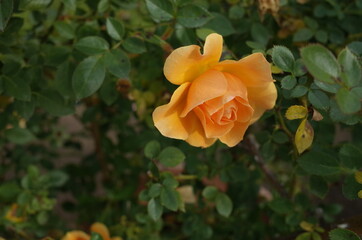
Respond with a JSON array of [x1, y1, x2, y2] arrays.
[[0, 0, 362, 240]]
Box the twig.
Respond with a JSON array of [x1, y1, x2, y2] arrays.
[[90, 122, 109, 181], [245, 134, 288, 198]]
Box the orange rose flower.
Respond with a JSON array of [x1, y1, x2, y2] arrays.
[[153, 33, 277, 148], [62, 222, 122, 240]]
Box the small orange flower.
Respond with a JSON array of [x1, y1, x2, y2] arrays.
[[153, 33, 277, 147], [62, 222, 122, 240]]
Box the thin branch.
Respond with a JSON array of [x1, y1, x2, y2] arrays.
[[90, 122, 109, 181], [245, 134, 289, 198]]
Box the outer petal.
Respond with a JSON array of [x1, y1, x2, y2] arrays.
[[164, 33, 223, 85], [90, 222, 110, 240], [248, 82, 277, 124], [181, 70, 227, 117], [153, 83, 215, 147], [213, 53, 273, 87], [153, 83, 191, 140], [62, 231, 89, 240], [219, 121, 250, 147]]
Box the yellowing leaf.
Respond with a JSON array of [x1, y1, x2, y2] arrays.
[[286, 105, 308, 120], [271, 64, 283, 74], [300, 221, 314, 232], [358, 190, 362, 199], [295, 119, 314, 154], [354, 171, 362, 184]]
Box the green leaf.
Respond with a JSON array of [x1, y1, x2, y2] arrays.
[[301, 45, 340, 84], [339, 143, 362, 169], [3, 76, 31, 101], [5, 127, 35, 145], [74, 36, 109, 55], [145, 0, 174, 23], [296, 232, 313, 240], [90, 232, 103, 240], [268, 198, 292, 214], [54, 21, 75, 40], [14, 100, 35, 119], [148, 183, 162, 198], [0, 182, 21, 201], [162, 175, 179, 188], [314, 80, 340, 93], [336, 88, 361, 114], [63, 0, 76, 13], [272, 131, 289, 144], [19, 0, 51, 10], [43, 45, 71, 67], [293, 28, 314, 42], [315, 30, 328, 43], [97, 0, 109, 13], [294, 59, 307, 77], [160, 186, 179, 211], [46, 170, 69, 187], [251, 23, 270, 47], [308, 90, 330, 110], [148, 198, 163, 221], [329, 228, 360, 240], [123, 36, 146, 54], [99, 78, 118, 105], [342, 174, 361, 200], [106, 17, 124, 40], [55, 61, 74, 98], [144, 140, 161, 159], [36, 211, 48, 225], [36, 91, 74, 116], [309, 176, 328, 199], [338, 48, 361, 88], [72, 56, 106, 99], [281, 75, 297, 90], [297, 151, 340, 176], [228, 5, 244, 19], [196, 28, 215, 40], [0, 0, 13, 32], [202, 186, 218, 200], [158, 146, 185, 167], [290, 85, 308, 98], [348, 41, 362, 56], [203, 13, 235, 36], [272, 46, 295, 72], [177, 4, 211, 28], [215, 193, 233, 217], [103, 49, 130, 78]]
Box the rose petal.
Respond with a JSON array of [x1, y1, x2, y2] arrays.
[[235, 98, 254, 123], [62, 231, 89, 240], [194, 106, 234, 138], [248, 82, 277, 123], [223, 72, 248, 100], [219, 121, 250, 147], [153, 83, 192, 140], [90, 222, 110, 240], [164, 33, 223, 85], [153, 83, 213, 147], [213, 53, 273, 87], [181, 70, 227, 117], [184, 115, 217, 148]]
